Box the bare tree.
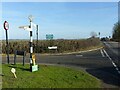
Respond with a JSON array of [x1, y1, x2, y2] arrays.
[[90, 31, 97, 38]]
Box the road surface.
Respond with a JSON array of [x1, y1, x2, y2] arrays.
[[2, 41, 120, 88]]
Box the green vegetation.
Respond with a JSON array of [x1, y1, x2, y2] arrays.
[[2, 38, 102, 54], [112, 22, 120, 42], [2, 64, 101, 88]]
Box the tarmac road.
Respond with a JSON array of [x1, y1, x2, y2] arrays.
[[2, 41, 120, 88]]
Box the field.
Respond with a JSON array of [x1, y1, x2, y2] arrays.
[[2, 64, 101, 88]]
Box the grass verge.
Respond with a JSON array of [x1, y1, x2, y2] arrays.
[[2, 64, 101, 88]]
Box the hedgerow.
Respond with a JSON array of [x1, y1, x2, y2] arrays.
[[2, 38, 102, 54]]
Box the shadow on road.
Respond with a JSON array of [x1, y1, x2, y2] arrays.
[[86, 67, 120, 87]]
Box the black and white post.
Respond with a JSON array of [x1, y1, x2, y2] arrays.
[[29, 15, 33, 69], [30, 30, 33, 68], [19, 15, 38, 72]]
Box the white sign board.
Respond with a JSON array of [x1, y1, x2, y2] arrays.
[[48, 46, 57, 49], [19, 25, 31, 31]]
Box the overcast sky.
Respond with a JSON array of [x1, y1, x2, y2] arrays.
[[1, 2, 118, 40]]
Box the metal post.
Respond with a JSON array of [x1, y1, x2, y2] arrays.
[[5, 30, 9, 64], [14, 50, 16, 65], [36, 25, 38, 46], [98, 32, 100, 39], [23, 51, 25, 66], [36, 25, 38, 53], [30, 21, 33, 71]]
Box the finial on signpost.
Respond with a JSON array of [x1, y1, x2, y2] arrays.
[[28, 15, 33, 22]]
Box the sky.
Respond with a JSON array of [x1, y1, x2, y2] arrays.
[[1, 2, 118, 40]]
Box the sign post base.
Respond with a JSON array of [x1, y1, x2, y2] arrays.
[[30, 65, 38, 72]]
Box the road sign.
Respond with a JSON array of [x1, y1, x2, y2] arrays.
[[11, 68, 17, 78], [48, 46, 57, 49], [3, 21, 9, 64], [46, 34, 53, 40], [4, 21, 9, 30], [11, 68, 16, 73]]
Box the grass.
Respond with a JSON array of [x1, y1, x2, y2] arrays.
[[2, 64, 101, 88]]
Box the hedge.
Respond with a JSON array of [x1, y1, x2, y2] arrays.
[[2, 38, 102, 54]]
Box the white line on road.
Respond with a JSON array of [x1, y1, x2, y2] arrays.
[[112, 61, 117, 68], [118, 71, 120, 74], [103, 49, 110, 58], [116, 67, 119, 71], [76, 55, 83, 57], [100, 49, 105, 57], [103, 49, 120, 75]]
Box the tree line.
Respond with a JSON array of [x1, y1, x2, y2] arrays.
[[112, 22, 120, 42], [2, 38, 102, 54]]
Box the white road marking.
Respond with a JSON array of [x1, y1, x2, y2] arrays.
[[116, 68, 119, 71], [103, 49, 109, 58], [100, 49, 105, 57], [103, 49, 120, 75], [118, 71, 120, 74], [112, 61, 117, 68], [76, 55, 83, 57]]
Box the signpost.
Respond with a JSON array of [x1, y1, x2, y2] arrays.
[[3, 21, 9, 64], [28, 15, 34, 70], [19, 15, 38, 72]]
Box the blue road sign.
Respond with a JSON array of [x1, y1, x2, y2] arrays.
[[46, 34, 53, 40]]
